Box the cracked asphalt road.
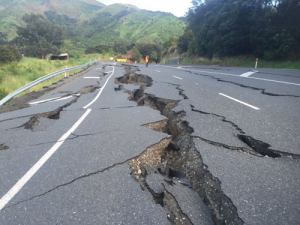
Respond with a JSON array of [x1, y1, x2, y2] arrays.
[[0, 62, 299, 224]]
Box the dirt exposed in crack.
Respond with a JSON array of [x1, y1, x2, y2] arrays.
[[128, 137, 172, 180], [0, 144, 9, 151], [77, 85, 99, 95], [117, 66, 244, 225], [116, 68, 153, 87], [142, 120, 168, 133]]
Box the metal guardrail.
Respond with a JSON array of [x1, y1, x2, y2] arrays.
[[0, 60, 99, 106]]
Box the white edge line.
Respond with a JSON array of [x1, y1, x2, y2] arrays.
[[180, 68, 300, 86], [82, 66, 115, 109], [173, 76, 183, 80], [219, 93, 260, 110], [84, 77, 100, 79], [29, 96, 72, 105], [0, 109, 92, 211]]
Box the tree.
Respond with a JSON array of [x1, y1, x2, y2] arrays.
[[184, 0, 300, 60], [131, 47, 142, 63], [85, 45, 110, 54], [150, 51, 158, 63], [113, 42, 128, 54], [0, 46, 22, 64], [178, 30, 194, 54], [136, 44, 162, 62], [0, 32, 7, 45], [15, 14, 64, 59]]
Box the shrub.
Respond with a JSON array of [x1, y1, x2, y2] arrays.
[[0, 45, 22, 64], [1, 61, 22, 75], [0, 88, 8, 100]]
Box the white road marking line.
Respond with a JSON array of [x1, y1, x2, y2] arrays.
[[196, 83, 198, 85], [156, 70, 161, 72], [240, 71, 257, 77], [104, 71, 114, 73], [173, 76, 183, 80], [82, 66, 115, 109], [247, 77, 300, 86], [180, 68, 300, 86], [219, 93, 260, 110], [29, 96, 73, 105], [0, 109, 92, 211], [84, 77, 100, 79]]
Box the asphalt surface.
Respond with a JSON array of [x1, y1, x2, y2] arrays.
[[0, 62, 299, 224]]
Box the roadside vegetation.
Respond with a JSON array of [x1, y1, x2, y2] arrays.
[[178, 55, 300, 70], [0, 55, 99, 100], [171, 0, 300, 68]]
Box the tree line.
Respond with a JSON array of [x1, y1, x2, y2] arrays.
[[0, 14, 64, 64], [1, 13, 163, 64], [85, 43, 162, 63], [178, 0, 300, 60]]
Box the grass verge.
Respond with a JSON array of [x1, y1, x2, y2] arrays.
[[0, 54, 102, 100], [181, 55, 300, 70]]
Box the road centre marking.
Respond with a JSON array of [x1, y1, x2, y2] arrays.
[[82, 66, 115, 109], [156, 70, 161, 72], [0, 109, 92, 211], [240, 71, 257, 77], [219, 93, 260, 110], [84, 77, 100, 79], [173, 76, 183, 80]]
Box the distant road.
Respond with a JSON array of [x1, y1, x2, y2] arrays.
[[0, 63, 299, 224]]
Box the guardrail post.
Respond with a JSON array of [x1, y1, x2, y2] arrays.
[[65, 66, 67, 77]]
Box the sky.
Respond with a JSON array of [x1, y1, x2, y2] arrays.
[[98, 0, 193, 17]]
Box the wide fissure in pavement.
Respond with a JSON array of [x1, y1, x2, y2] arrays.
[[116, 66, 244, 225], [11, 85, 99, 131], [191, 105, 300, 159]]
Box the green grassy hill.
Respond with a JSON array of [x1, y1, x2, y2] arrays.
[[0, 0, 104, 40], [0, 1, 186, 55], [67, 4, 186, 51]]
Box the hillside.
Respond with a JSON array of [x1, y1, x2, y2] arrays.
[[70, 4, 186, 47], [0, 0, 105, 40], [0, 0, 186, 54]]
